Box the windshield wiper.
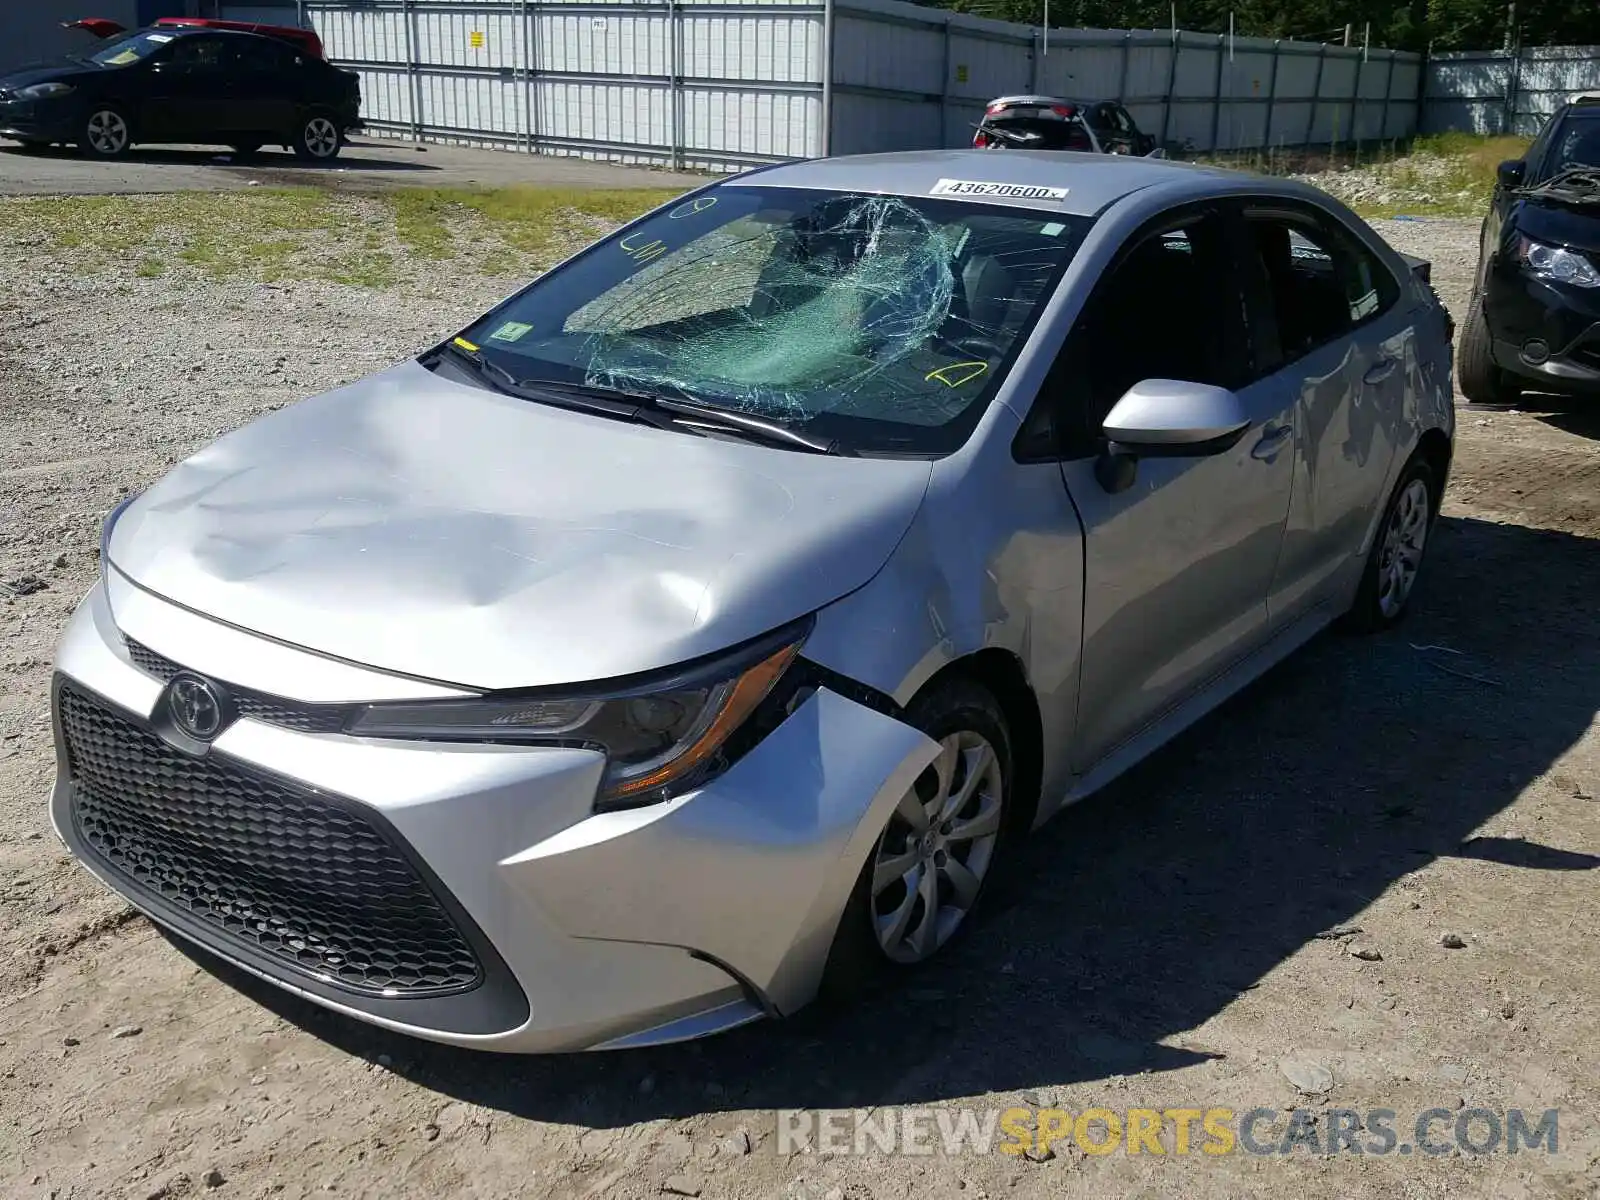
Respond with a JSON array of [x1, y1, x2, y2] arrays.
[[432, 342, 684, 433], [517, 377, 840, 455], [1523, 167, 1600, 196]]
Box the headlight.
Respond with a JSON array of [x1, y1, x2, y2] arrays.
[[347, 623, 809, 808], [16, 82, 75, 100], [1514, 236, 1600, 288]]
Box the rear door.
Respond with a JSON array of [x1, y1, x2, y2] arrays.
[[1041, 205, 1296, 770], [221, 34, 296, 138], [1238, 202, 1410, 624]]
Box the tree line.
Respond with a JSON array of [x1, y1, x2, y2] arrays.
[[918, 0, 1597, 53]]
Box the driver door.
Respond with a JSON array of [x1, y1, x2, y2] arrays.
[[1045, 205, 1296, 770], [140, 35, 233, 142]]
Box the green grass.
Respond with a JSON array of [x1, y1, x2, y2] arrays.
[[1, 184, 686, 287], [1201, 133, 1534, 218]]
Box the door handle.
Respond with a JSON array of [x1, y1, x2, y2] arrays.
[[1363, 357, 1397, 385], [1251, 423, 1293, 461]]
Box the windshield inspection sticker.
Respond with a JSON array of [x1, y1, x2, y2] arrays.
[[931, 179, 1069, 201], [488, 321, 533, 342]]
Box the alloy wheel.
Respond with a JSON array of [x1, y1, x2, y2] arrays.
[[302, 117, 340, 159], [870, 730, 1004, 964], [86, 110, 129, 156], [1377, 477, 1430, 619]]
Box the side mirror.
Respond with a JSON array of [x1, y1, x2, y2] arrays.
[[1095, 379, 1251, 492], [1497, 160, 1526, 189]]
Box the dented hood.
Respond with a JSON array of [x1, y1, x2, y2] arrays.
[[107, 362, 931, 690]]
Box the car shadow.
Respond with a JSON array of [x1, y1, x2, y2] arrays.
[[1465, 392, 1600, 441], [0, 141, 440, 173], [162, 513, 1600, 1126]]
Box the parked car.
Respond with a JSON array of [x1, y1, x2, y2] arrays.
[[51, 152, 1453, 1053], [1459, 95, 1600, 403], [66, 15, 327, 60], [973, 95, 1160, 155], [0, 25, 359, 159]]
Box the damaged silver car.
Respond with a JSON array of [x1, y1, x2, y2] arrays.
[[50, 151, 1455, 1052]]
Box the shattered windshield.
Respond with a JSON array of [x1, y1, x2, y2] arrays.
[[457, 186, 1090, 455], [1546, 119, 1600, 176]]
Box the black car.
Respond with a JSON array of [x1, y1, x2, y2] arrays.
[[0, 26, 361, 161], [972, 96, 1160, 156], [1459, 96, 1600, 403]]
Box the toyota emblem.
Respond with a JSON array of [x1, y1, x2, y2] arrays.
[[168, 675, 225, 740]]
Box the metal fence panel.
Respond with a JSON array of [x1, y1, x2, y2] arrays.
[[1424, 45, 1600, 137], [277, 0, 1427, 169]]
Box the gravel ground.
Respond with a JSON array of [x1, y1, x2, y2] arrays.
[[2, 202, 1598, 1200]]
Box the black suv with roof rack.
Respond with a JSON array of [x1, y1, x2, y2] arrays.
[[1459, 94, 1600, 403]]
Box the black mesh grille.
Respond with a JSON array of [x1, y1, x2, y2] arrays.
[[124, 638, 350, 734], [60, 683, 482, 996]]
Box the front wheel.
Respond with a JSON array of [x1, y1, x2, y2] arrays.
[[819, 678, 1013, 1000], [1341, 458, 1437, 633], [291, 114, 342, 161], [80, 107, 131, 159], [1457, 298, 1520, 404]]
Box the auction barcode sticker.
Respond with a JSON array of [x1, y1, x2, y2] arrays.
[[929, 179, 1069, 200]]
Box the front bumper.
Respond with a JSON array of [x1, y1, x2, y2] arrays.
[[0, 99, 79, 144], [1483, 265, 1600, 393], [49, 575, 937, 1052]]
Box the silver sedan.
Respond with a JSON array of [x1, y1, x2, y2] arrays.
[[50, 150, 1455, 1052]]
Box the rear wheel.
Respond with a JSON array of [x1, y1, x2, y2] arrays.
[[819, 678, 1013, 1000], [1341, 458, 1437, 633], [292, 113, 342, 162], [80, 107, 131, 159], [1458, 297, 1520, 404]]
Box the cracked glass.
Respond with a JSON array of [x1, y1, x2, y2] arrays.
[[460, 186, 1091, 456]]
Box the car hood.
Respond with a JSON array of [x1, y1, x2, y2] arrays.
[[1512, 195, 1600, 253], [106, 361, 932, 691], [0, 61, 97, 89]]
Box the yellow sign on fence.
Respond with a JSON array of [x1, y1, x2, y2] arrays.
[[470, 30, 485, 49]]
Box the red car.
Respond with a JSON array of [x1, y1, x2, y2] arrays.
[[65, 16, 324, 60]]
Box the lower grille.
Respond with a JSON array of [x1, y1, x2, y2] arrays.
[[60, 682, 482, 997]]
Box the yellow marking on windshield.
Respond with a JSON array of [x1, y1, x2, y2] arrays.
[[925, 361, 988, 388]]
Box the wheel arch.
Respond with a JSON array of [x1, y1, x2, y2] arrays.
[[904, 648, 1043, 837], [1413, 427, 1453, 517]]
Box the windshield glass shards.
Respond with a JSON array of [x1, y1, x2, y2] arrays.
[[450, 186, 1090, 456]]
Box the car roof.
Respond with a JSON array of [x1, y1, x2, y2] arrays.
[[736, 149, 1246, 217], [987, 95, 1098, 107]]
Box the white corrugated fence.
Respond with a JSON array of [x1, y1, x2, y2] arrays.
[[222, 0, 1425, 170]]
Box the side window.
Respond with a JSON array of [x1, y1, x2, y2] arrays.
[[230, 38, 291, 72], [1039, 211, 1248, 456], [1245, 210, 1399, 365], [169, 36, 226, 70], [1112, 106, 1137, 134]]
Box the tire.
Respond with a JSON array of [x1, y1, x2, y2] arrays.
[[291, 113, 343, 162], [1341, 457, 1437, 634], [1457, 298, 1519, 405], [79, 107, 131, 159], [818, 677, 1014, 1002]]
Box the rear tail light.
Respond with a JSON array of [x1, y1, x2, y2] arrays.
[[985, 102, 1007, 115], [1050, 104, 1077, 118], [972, 130, 989, 148]]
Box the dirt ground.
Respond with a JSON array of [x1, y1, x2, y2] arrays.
[[1, 205, 1597, 1200]]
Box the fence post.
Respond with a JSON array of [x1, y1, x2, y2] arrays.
[[1210, 33, 1225, 151], [668, 0, 680, 169], [401, 0, 422, 142], [1378, 50, 1394, 142], [520, 0, 531, 154], [1305, 42, 1326, 147], [1263, 38, 1281, 148], [1505, 45, 1523, 135], [820, 0, 835, 156], [942, 15, 953, 149], [1158, 30, 1180, 148], [1348, 48, 1363, 154], [1117, 29, 1130, 104]]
